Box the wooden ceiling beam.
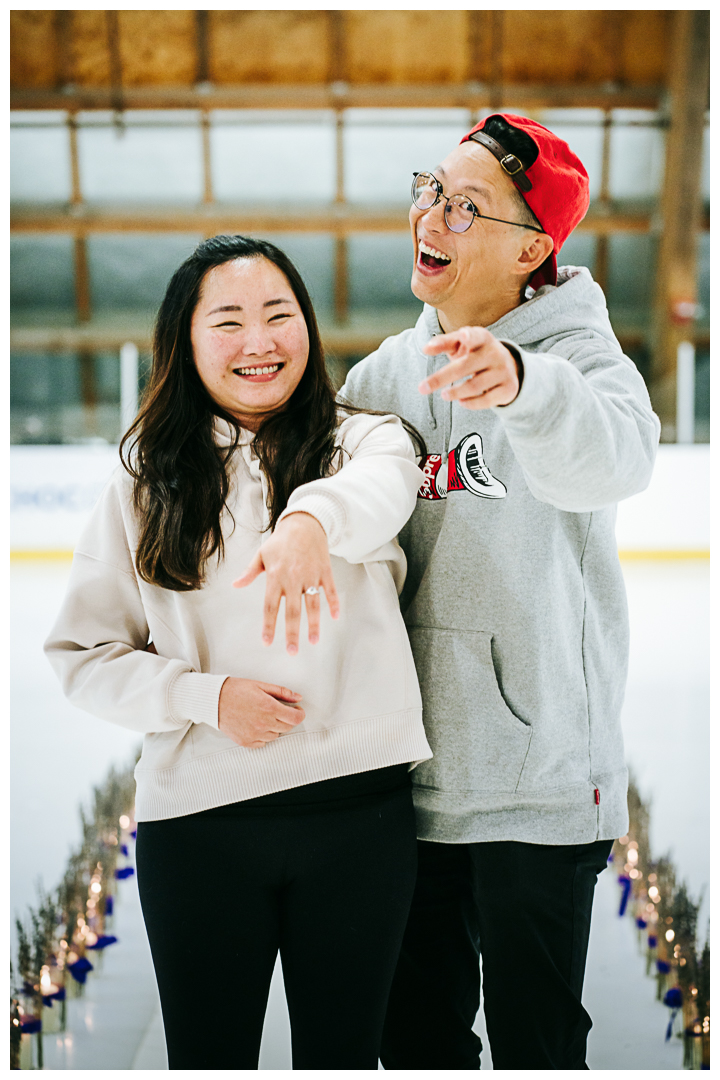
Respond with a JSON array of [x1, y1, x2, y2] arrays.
[[11, 10, 673, 91], [11, 203, 674, 237], [650, 10, 710, 433], [10, 82, 665, 113], [196, 11, 210, 86]]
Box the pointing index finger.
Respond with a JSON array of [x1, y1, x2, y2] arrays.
[[420, 357, 486, 395], [420, 330, 490, 394], [422, 333, 458, 356]]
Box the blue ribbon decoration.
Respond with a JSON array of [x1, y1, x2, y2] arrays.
[[636, 917, 647, 929], [67, 957, 94, 984], [648, 933, 658, 949], [656, 959, 671, 975], [104, 895, 114, 916], [663, 986, 682, 1042], [42, 987, 66, 1007], [130, 829, 137, 839], [86, 935, 118, 951], [115, 866, 135, 879], [20, 1016, 42, 1034], [120, 844, 129, 857], [617, 875, 632, 916]]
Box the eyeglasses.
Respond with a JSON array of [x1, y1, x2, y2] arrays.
[[411, 171, 544, 235]]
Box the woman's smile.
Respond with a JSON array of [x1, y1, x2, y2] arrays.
[[232, 361, 284, 382]]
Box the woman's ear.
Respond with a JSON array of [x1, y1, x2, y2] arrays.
[[516, 232, 554, 276]]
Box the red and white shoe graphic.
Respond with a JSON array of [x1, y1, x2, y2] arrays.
[[418, 433, 506, 501], [448, 433, 507, 499]]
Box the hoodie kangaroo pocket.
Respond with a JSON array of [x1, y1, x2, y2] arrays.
[[408, 626, 532, 795]]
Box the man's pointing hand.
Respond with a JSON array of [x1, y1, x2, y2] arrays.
[[419, 326, 522, 410]]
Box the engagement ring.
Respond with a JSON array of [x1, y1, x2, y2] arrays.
[[305, 586, 320, 596]]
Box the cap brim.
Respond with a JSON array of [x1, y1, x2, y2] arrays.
[[529, 251, 557, 292]]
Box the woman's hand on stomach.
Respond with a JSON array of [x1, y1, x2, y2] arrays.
[[218, 677, 305, 749], [233, 512, 340, 655]]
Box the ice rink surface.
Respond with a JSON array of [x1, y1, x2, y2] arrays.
[[11, 556, 709, 1069]]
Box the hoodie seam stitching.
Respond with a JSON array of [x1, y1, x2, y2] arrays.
[[73, 548, 137, 582], [577, 511, 598, 835]]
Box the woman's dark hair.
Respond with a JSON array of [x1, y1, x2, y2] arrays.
[[120, 234, 424, 592]]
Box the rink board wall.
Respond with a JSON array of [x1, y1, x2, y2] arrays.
[[10, 443, 710, 556]]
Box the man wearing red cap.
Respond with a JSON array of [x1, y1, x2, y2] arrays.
[[335, 113, 660, 1069]]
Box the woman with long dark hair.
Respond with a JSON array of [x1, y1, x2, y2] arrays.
[[45, 235, 432, 1069]]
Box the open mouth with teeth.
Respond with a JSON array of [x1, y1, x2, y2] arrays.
[[232, 362, 284, 383], [418, 238, 452, 272]]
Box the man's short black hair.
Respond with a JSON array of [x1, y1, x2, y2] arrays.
[[482, 115, 542, 231]]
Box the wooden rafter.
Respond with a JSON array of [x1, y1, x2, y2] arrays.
[[72, 236, 91, 323], [11, 11, 673, 93], [12, 203, 701, 237], [11, 83, 666, 113], [9, 8, 708, 402], [195, 10, 210, 86], [651, 10, 710, 432]]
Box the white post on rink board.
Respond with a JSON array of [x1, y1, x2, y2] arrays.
[[676, 340, 695, 445], [120, 341, 140, 436]]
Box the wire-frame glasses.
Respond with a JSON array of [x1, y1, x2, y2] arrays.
[[411, 171, 544, 234]]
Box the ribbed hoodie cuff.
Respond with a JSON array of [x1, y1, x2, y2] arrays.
[[167, 671, 227, 729], [277, 493, 346, 549], [493, 342, 542, 419]]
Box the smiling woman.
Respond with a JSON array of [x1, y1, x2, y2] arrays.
[[122, 235, 339, 591], [43, 232, 433, 1069]]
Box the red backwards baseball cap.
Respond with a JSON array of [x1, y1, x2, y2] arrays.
[[460, 113, 590, 290]]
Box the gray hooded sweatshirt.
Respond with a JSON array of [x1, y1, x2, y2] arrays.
[[340, 266, 661, 846]]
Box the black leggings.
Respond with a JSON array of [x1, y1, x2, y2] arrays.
[[136, 766, 418, 1070]]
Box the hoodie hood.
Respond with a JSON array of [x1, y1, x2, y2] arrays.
[[487, 265, 616, 347], [419, 265, 615, 353], [212, 416, 254, 448], [212, 416, 270, 529]]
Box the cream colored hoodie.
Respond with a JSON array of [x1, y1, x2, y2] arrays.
[[45, 413, 432, 820]]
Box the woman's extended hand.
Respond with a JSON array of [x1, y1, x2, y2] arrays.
[[218, 677, 305, 748], [232, 512, 340, 654]]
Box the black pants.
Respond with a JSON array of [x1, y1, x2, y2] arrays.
[[136, 767, 417, 1070], [381, 837, 613, 1070]]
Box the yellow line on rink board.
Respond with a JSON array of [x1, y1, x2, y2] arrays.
[[618, 550, 710, 561], [10, 550, 75, 561], [10, 549, 710, 562]]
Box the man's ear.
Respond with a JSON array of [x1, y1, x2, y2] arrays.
[[516, 232, 554, 276]]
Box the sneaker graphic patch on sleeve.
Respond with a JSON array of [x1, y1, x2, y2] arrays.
[[418, 433, 506, 501]]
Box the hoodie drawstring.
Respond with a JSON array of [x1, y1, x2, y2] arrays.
[[425, 337, 451, 460]]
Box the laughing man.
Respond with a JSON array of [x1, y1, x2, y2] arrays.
[[248, 113, 660, 1068], [335, 113, 660, 1070]]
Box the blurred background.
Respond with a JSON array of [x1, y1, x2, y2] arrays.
[[10, 9, 710, 442], [10, 10, 710, 1071]]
